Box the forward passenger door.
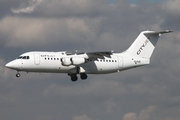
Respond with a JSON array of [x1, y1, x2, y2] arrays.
[[34, 53, 40, 65]]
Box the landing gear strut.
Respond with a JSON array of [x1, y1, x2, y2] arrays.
[[16, 73, 21, 77]]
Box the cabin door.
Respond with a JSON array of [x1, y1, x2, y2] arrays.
[[118, 56, 123, 68], [34, 53, 40, 65]]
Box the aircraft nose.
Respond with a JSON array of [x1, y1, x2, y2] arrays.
[[5, 60, 22, 70], [5, 62, 13, 68]]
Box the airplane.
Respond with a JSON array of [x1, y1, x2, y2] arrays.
[[5, 30, 172, 81]]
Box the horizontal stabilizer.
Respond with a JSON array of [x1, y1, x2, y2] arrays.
[[143, 30, 173, 35]]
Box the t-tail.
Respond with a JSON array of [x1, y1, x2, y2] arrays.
[[124, 30, 172, 59]]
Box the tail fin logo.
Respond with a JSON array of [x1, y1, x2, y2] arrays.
[[137, 39, 149, 55]]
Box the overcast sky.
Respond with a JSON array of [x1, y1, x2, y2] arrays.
[[0, 0, 180, 120]]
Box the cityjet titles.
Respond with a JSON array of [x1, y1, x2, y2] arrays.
[[41, 55, 55, 58], [137, 39, 149, 55]]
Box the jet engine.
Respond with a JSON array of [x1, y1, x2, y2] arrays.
[[61, 57, 87, 66]]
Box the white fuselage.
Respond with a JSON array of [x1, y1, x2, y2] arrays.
[[6, 51, 149, 74]]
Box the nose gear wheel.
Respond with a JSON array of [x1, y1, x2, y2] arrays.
[[16, 73, 21, 77]]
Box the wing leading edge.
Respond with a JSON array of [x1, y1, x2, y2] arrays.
[[65, 50, 114, 59]]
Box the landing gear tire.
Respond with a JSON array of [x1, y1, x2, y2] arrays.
[[16, 73, 21, 78], [80, 73, 87, 80], [70, 75, 78, 82]]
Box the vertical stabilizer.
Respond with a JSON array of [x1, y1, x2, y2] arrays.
[[124, 30, 172, 59]]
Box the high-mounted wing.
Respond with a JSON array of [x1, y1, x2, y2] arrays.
[[86, 51, 114, 59], [65, 50, 114, 59]]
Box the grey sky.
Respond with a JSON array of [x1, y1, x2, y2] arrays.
[[0, 0, 180, 120]]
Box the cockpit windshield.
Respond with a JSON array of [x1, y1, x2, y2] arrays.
[[17, 56, 30, 59]]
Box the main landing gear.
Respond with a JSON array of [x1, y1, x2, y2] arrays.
[[80, 73, 87, 80], [69, 73, 88, 82], [70, 74, 78, 82]]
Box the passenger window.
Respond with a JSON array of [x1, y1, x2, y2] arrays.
[[57, 58, 59, 60], [27, 56, 30, 59]]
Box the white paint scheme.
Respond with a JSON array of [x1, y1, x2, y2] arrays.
[[5, 30, 172, 81]]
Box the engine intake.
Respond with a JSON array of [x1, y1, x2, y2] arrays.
[[61, 57, 87, 66]]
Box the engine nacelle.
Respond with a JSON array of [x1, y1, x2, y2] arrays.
[[61, 57, 86, 66], [71, 57, 86, 65], [61, 57, 72, 66]]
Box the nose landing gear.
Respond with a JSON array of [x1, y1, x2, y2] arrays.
[[16, 72, 21, 77]]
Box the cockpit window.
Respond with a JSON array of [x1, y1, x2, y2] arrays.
[[17, 56, 30, 59], [18, 56, 23, 59]]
